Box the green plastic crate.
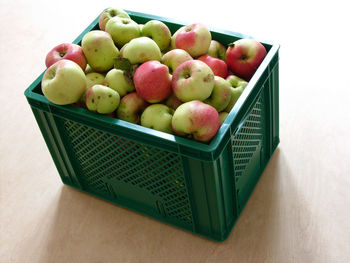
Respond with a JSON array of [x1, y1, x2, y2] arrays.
[[24, 10, 280, 242]]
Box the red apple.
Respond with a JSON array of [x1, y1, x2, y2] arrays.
[[172, 100, 220, 143], [116, 92, 149, 124], [133, 60, 172, 103], [226, 38, 267, 80], [171, 23, 211, 57], [45, 43, 87, 70], [165, 93, 183, 110], [197, 54, 228, 78]]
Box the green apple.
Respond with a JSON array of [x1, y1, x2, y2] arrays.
[[85, 64, 94, 74], [80, 72, 105, 102], [219, 111, 229, 125], [85, 84, 120, 114], [141, 104, 174, 134], [138, 24, 144, 32], [104, 68, 134, 97], [204, 76, 232, 111], [120, 37, 162, 64], [224, 75, 248, 112], [207, 40, 227, 61], [172, 60, 214, 102], [86, 72, 105, 89], [141, 20, 171, 51], [41, 59, 86, 105], [98, 7, 130, 31], [161, 49, 193, 74], [81, 30, 119, 73], [105, 17, 140, 48]]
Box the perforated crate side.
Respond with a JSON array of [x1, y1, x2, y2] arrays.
[[61, 119, 195, 230]]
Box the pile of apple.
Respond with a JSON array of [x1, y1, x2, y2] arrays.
[[41, 7, 267, 143]]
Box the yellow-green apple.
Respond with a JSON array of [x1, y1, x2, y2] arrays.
[[165, 93, 183, 110], [207, 40, 226, 61], [86, 72, 105, 89], [105, 17, 140, 48], [138, 24, 144, 32], [85, 84, 120, 114], [141, 104, 174, 134], [219, 111, 229, 125], [98, 7, 130, 31], [41, 59, 86, 105], [161, 49, 193, 74], [141, 20, 171, 51], [226, 38, 267, 80], [84, 64, 94, 74], [133, 60, 172, 103], [45, 43, 87, 70], [171, 23, 211, 57], [120, 37, 162, 64], [116, 92, 149, 124], [81, 30, 119, 72], [104, 68, 134, 97], [80, 72, 105, 103], [172, 100, 220, 143], [172, 60, 214, 102], [224, 74, 248, 112], [198, 54, 228, 78], [204, 76, 231, 111]]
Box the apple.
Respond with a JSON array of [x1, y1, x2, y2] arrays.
[[86, 72, 105, 89], [219, 111, 229, 125], [81, 30, 119, 72], [45, 43, 87, 70], [141, 104, 174, 134], [116, 92, 149, 124], [98, 7, 130, 31], [207, 40, 226, 61], [134, 60, 172, 103], [226, 38, 267, 80], [171, 23, 211, 57], [104, 68, 134, 97], [85, 84, 120, 114], [41, 59, 86, 105], [80, 72, 105, 103], [204, 76, 232, 111], [224, 75, 248, 112], [120, 37, 162, 64], [172, 60, 214, 102], [161, 49, 193, 74], [172, 100, 220, 143], [141, 20, 171, 51], [197, 54, 228, 78], [84, 64, 94, 74], [165, 93, 183, 110], [105, 17, 141, 48]]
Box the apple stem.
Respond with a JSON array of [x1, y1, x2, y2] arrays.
[[228, 43, 235, 48]]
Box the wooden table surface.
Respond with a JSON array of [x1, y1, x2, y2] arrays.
[[1, 0, 349, 262]]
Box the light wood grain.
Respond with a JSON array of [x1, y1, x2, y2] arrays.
[[1, 0, 350, 262]]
